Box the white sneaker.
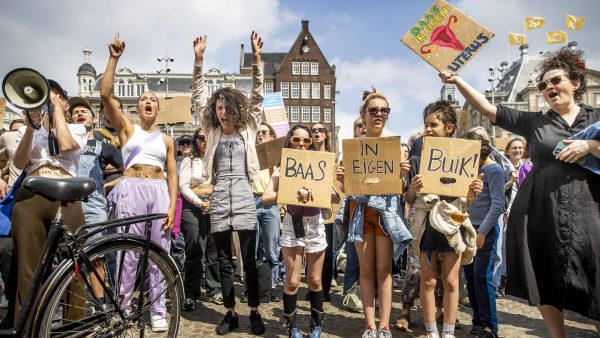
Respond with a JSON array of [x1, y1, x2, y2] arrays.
[[441, 333, 455, 338], [426, 332, 440, 338], [331, 279, 338, 287], [151, 315, 168, 333]]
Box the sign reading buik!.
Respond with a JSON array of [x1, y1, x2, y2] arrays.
[[256, 137, 286, 170], [419, 137, 481, 198], [401, 0, 494, 73], [342, 136, 403, 195], [277, 148, 336, 209]]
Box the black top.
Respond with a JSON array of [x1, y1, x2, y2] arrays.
[[83, 139, 122, 171], [495, 104, 600, 320]]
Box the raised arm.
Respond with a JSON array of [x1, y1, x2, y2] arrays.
[[191, 35, 208, 127], [440, 71, 497, 123], [50, 92, 79, 152], [249, 31, 264, 127], [14, 124, 33, 170], [100, 33, 133, 142]]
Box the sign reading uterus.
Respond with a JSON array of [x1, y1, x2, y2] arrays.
[[401, 0, 494, 73]]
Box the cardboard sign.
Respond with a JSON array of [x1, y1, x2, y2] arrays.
[[419, 137, 481, 198], [277, 148, 336, 209], [401, 0, 495, 73], [263, 92, 290, 138], [342, 136, 403, 196], [256, 137, 286, 170], [0, 97, 5, 127], [494, 138, 510, 152]]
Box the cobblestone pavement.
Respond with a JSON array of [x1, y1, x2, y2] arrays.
[[177, 279, 599, 338]]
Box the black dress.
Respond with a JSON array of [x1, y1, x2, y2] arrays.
[[495, 104, 600, 320]]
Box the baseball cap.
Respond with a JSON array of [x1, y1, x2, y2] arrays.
[[177, 134, 194, 145], [68, 96, 94, 116], [47, 79, 68, 99]]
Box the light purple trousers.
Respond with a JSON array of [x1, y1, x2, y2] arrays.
[[113, 177, 171, 317]]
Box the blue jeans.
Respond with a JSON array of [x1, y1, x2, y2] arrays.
[[342, 240, 360, 294], [464, 223, 499, 334], [255, 197, 280, 288]]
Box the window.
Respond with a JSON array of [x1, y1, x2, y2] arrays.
[[285, 106, 289, 120], [302, 106, 310, 122], [312, 83, 320, 99], [324, 108, 331, 123], [301, 82, 310, 99], [265, 82, 273, 94], [117, 80, 125, 97], [311, 62, 319, 75], [137, 85, 144, 96], [302, 62, 310, 75], [127, 80, 134, 97], [281, 82, 289, 98], [291, 106, 300, 122], [312, 106, 320, 122], [292, 62, 301, 75], [291, 82, 299, 98], [595, 93, 600, 106], [324, 85, 331, 99]]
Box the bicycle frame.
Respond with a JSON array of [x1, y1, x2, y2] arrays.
[[2, 199, 166, 338]]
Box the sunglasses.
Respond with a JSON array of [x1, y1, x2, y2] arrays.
[[290, 136, 313, 144], [311, 127, 325, 133], [179, 140, 192, 146], [257, 130, 271, 136], [196, 135, 206, 141], [366, 107, 391, 116], [536, 75, 567, 91], [354, 123, 364, 128]]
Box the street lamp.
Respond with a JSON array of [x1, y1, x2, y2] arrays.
[[486, 66, 501, 139], [157, 56, 174, 99]]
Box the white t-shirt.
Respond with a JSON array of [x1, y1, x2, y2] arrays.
[[16, 124, 87, 177]]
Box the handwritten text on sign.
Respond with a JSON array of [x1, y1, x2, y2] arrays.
[[277, 148, 336, 209], [342, 136, 403, 195], [419, 137, 481, 198]]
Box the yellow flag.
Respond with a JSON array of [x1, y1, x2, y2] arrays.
[[524, 16, 546, 31], [546, 31, 567, 44], [508, 33, 527, 46], [566, 15, 585, 30]]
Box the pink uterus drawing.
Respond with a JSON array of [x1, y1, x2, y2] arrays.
[[420, 15, 465, 54]]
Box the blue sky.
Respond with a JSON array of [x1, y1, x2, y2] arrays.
[[1, 0, 598, 144]]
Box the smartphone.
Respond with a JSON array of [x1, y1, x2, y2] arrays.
[[291, 214, 305, 239], [553, 141, 587, 165]]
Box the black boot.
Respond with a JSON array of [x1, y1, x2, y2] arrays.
[[283, 311, 302, 338], [308, 308, 324, 338]]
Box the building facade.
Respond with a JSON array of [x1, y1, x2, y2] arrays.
[[458, 42, 600, 143]]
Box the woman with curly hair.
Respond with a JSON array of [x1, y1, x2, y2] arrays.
[[192, 32, 266, 336], [441, 47, 600, 337]]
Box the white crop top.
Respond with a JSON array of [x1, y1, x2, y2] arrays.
[[121, 125, 167, 173]]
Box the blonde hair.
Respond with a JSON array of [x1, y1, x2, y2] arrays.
[[359, 88, 389, 115]]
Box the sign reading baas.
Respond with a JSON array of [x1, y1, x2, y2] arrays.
[[401, 0, 494, 73]]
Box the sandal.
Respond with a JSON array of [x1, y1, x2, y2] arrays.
[[394, 313, 411, 331]]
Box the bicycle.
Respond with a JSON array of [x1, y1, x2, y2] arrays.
[[0, 176, 184, 337]]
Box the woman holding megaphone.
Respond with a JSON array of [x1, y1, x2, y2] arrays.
[[10, 79, 88, 323]]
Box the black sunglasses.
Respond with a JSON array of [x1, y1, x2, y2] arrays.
[[537, 75, 567, 91], [311, 127, 325, 133], [290, 136, 313, 144], [366, 107, 391, 116]]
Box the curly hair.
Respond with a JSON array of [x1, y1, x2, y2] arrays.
[[203, 87, 253, 130], [536, 47, 587, 102], [359, 87, 389, 115], [422, 100, 457, 136], [191, 127, 204, 158]]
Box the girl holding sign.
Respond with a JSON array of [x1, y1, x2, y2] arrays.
[[263, 125, 340, 338], [335, 89, 412, 338], [192, 32, 266, 335], [404, 100, 483, 338], [441, 47, 600, 337]]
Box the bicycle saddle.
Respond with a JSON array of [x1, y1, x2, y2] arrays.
[[23, 176, 97, 202]]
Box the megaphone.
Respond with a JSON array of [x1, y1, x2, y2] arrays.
[[2, 68, 59, 156]]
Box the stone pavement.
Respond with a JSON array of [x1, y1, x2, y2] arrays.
[[177, 279, 599, 338]]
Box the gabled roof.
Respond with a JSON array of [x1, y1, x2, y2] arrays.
[[243, 53, 287, 75]]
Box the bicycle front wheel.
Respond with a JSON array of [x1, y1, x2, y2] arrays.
[[31, 234, 183, 338]]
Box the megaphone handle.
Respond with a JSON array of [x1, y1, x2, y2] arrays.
[[47, 102, 60, 156]]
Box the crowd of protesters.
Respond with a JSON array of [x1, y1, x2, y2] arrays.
[[0, 31, 598, 338]]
